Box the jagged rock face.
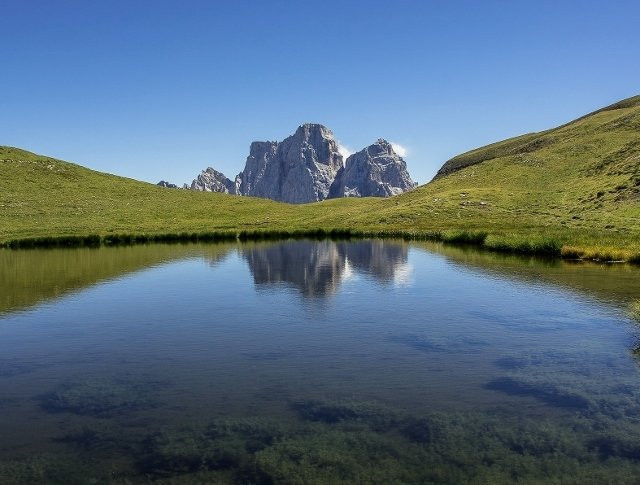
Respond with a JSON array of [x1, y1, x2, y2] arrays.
[[234, 141, 279, 198], [186, 125, 416, 202], [235, 124, 344, 203], [328, 139, 416, 198], [157, 180, 178, 189], [190, 167, 236, 194]]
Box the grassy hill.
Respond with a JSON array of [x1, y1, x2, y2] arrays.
[[1, 95, 639, 261]]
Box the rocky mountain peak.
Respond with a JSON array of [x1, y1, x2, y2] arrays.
[[184, 124, 416, 203], [370, 139, 397, 156], [328, 139, 416, 199], [191, 167, 236, 194], [294, 123, 335, 142], [235, 123, 343, 203]]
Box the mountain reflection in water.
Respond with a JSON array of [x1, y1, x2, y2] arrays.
[[240, 240, 410, 297]]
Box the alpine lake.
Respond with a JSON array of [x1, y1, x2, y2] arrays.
[[1, 239, 640, 484]]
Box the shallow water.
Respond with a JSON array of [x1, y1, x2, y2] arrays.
[[1, 240, 640, 483]]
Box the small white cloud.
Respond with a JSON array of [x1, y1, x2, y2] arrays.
[[390, 142, 408, 158], [337, 142, 353, 162]]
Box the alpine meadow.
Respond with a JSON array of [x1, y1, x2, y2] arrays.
[[2, 95, 639, 260]]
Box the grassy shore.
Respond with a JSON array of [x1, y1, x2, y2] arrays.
[[1, 96, 639, 261]]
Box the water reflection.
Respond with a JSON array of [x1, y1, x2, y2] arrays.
[[240, 240, 410, 297], [0, 244, 236, 315], [339, 240, 411, 283], [1, 239, 639, 315]]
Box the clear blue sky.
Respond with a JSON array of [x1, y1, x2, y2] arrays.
[[2, 0, 639, 185]]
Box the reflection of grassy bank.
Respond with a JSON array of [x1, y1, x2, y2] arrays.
[[0, 243, 234, 316], [417, 240, 640, 306], [3, 238, 638, 322]]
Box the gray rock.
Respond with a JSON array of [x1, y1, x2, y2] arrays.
[[328, 139, 416, 198], [157, 180, 178, 189], [185, 125, 416, 202], [234, 141, 279, 198], [190, 167, 236, 194], [235, 123, 343, 203]]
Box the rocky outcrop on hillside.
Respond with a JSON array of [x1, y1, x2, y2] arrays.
[[157, 180, 178, 188], [186, 124, 416, 203], [235, 124, 344, 203], [190, 167, 236, 194], [328, 139, 416, 198]]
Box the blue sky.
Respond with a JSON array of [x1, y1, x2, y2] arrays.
[[2, 0, 639, 185]]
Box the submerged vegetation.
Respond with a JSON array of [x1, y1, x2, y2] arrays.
[[39, 378, 161, 417], [2, 349, 639, 483], [4, 392, 640, 483]]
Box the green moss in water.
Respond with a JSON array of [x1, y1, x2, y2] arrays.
[[127, 396, 640, 484], [484, 376, 591, 410], [290, 399, 398, 430], [38, 378, 161, 418], [0, 454, 100, 485]]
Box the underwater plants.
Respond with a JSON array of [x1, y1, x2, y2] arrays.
[[3, 392, 640, 484], [38, 378, 160, 417]]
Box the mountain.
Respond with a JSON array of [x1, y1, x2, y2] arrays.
[[187, 124, 417, 203], [235, 123, 343, 203], [190, 167, 236, 193], [328, 139, 416, 198]]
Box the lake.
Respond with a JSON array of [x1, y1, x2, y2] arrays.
[[1, 239, 640, 484]]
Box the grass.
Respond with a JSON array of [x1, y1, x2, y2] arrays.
[[1, 95, 639, 261]]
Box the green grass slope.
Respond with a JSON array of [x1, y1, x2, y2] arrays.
[[0, 146, 302, 237], [355, 95, 640, 259], [1, 95, 639, 260]]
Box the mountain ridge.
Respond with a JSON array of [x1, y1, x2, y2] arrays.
[[182, 123, 416, 203]]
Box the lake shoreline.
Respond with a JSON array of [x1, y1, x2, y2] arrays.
[[2, 228, 638, 265]]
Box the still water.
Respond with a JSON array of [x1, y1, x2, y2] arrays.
[[1, 240, 640, 483]]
